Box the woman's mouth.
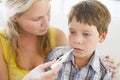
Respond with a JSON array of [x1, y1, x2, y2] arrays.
[[40, 29, 47, 32]]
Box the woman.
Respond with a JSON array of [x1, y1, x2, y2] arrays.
[[0, 0, 117, 80], [0, 0, 67, 80]]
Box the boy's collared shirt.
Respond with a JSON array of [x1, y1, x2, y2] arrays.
[[46, 46, 112, 80]]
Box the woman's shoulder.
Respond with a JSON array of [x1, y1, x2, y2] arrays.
[[49, 26, 66, 37], [49, 26, 68, 46], [0, 29, 8, 38], [49, 26, 64, 35], [0, 30, 8, 60]]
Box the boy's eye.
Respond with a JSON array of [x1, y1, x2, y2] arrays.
[[69, 31, 76, 34], [83, 33, 90, 37]]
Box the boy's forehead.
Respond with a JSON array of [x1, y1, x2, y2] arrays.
[[69, 17, 86, 25], [69, 16, 96, 28], [69, 18, 97, 31], [69, 17, 88, 26]]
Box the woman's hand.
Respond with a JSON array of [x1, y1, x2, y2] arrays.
[[23, 60, 62, 80], [103, 55, 117, 78]]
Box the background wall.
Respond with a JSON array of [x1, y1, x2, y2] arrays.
[[0, 0, 119, 62], [0, 0, 119, 79], [50, 0, 120, 64]]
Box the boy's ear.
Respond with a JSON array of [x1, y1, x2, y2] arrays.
[[99, 31, 108, 43]]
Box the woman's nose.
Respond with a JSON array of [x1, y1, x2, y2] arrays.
[[41, 16, 49, 27]]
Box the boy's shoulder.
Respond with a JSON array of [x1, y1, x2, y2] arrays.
[[99, 57, 113, 79], [93, 51, 110, 70], [46, 46, 70, 61], [85, 51, 112, 79], [93, 51, 112, 79]]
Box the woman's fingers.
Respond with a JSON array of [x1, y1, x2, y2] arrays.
[[103, 55, 117, 77], [43, 63, 62, 80], [36, 59, 56, 72]]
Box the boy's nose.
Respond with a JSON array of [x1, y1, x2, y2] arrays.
[[74, 35, 83, 45]]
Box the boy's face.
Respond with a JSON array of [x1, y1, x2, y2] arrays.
[[68, 17, 107, 59]]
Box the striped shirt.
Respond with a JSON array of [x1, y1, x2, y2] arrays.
[[46, 46, 113, 80]]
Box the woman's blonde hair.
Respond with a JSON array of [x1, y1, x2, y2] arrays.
[[2, 0, 51, 58]]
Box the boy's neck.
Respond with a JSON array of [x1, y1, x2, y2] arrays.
[[74, 54, 93, 69]]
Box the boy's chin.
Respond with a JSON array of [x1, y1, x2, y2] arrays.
[[73, 53, 86, 59]]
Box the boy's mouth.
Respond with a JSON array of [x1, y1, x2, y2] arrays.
[[74, 48, 83, 50], [73, 48, 84, 53]]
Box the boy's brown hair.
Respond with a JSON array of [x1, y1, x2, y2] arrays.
[[68, 0, 111, 36]]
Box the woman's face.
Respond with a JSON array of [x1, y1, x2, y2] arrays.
[[14, 0, 50, 36]]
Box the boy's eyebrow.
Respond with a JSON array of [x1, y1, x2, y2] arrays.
[[69, 28, 94, 33], [69, 28, 75, 30]]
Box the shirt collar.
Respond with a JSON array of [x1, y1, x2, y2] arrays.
[[64, 50, 101, 74], [88, 50, 101, 74], [64, 51, 74, 62]]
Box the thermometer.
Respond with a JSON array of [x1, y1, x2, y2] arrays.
[[50, 49, 73, 69]]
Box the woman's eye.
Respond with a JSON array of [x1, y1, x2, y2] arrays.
[[33, 16, 42, 21], [33, 18, 40, 21]]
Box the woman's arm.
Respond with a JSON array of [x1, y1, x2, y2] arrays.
[[0, 41, 9, 80]]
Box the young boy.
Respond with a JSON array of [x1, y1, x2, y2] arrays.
[[47, 0, 112, 80]]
